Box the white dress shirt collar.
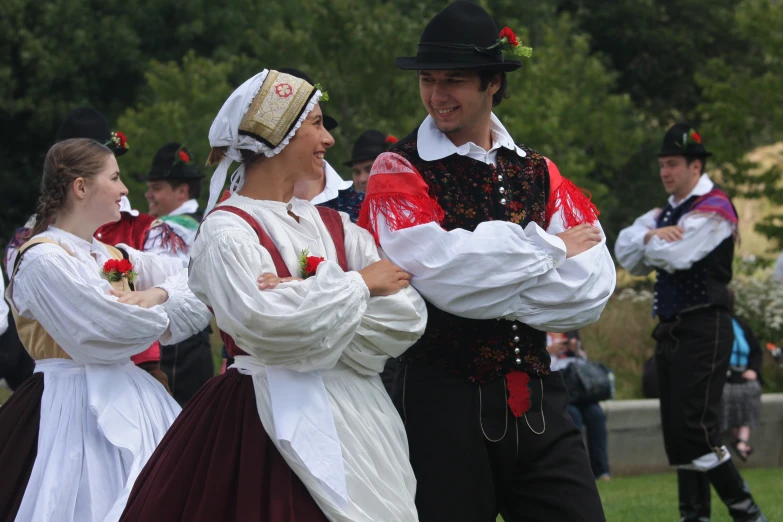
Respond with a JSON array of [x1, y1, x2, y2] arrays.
[[669, 173, 714, 209], [417, 113, 527, 162], [311, 160, 353, 205], [168, 199, 200, 217]]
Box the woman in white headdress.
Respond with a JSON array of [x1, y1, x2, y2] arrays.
[[119, 70, 426, 522]]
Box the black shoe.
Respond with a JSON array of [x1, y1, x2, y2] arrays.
[[706, 460, 767, 522], [678, 469, 711, 521]]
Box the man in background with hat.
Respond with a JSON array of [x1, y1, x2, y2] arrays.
[[616, 124, 766, 521], [359, 2, 615, 520], [143, 142, 214, 405], [345, 129, 398, 194]]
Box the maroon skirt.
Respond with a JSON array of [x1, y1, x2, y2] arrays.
[[120, 369, 329, 522], [0, 373, 43, 522]]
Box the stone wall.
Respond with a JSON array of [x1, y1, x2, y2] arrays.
[[603, 394, 783, 476]]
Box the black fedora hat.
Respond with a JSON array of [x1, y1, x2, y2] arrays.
[[658, 123, 712, 158], [344, 130, 396, 166], [397, 1, 523, 72], [56, 106, 129, 156], [141, 142, 204, 182], [277, 67, 339, 131]]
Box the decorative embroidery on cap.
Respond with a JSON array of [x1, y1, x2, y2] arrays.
[[239, 71, 316, 148]]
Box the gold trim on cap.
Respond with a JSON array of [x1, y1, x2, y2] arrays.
[[239, 71, 316, 148]]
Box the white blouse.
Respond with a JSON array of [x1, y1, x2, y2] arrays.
[[8, 227, 211, 522], [11, 227, 210, 360], [189, 194, 426, 521]]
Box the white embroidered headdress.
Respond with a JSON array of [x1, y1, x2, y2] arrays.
[[205, 69, 323, 213]]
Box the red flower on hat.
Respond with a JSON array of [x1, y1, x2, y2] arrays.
[[689, 130, 702, 144], [178, 150, 190, 164], [499, 27, 519, 47], [385, 135, 398, 144], [114, 131, 127, 148]]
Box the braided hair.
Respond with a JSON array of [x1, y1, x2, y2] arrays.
[[31, 138, 114, 236]]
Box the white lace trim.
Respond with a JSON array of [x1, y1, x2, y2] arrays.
[[205, 69, 323, 214]]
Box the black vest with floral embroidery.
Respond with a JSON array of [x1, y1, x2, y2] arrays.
[[392, 132, 552, 384]]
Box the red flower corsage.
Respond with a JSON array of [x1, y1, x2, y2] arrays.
[[102, 258, 138, 283], [385, 135, 399, 145], [298, 248, 325, 279]]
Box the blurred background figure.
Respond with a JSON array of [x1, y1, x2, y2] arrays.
[[721, 291, 764, 462], [548, 330, 612, 481]]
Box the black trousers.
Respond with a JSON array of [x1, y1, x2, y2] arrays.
[[653, 306, 733, 465], [161, 328, 215, 406], [392, 362, 606, 522]]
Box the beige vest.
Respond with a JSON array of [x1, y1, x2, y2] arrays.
[[5, 237, 131, 361]]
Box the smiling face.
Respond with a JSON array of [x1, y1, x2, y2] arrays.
[[418, 69, 499, 147], [82, 154, 128, 226], [145, 180, 188, 217], [277, 104, 335, 182], [658, 155, 703, 201]]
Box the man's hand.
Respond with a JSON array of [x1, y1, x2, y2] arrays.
[[111, 288, 168, 309], [644, 226, 684, 244], [556, 224, 602, 258]]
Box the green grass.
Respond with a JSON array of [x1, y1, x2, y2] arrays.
[[497, 468, 782, 521]]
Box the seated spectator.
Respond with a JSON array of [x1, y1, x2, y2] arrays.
[[547, 331, 611, 481]]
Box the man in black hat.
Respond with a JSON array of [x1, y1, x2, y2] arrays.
[[345, 130, 397, 194], [616, 124, 766, 521], [359, 2, 616, 520], [142, 142, 214, 405]]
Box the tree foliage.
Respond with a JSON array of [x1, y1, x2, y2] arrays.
[[0, 0, 781, 248]]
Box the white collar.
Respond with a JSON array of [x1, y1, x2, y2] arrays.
[[168, 199, 200, 217], [119, 196, 139, 217], [310, 160, 353, 205], [43, 226, 108, 259], [417, 113, 527, 161], [669, 173, 714, 208]]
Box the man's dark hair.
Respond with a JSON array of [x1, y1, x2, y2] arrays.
[[478, 70, 508, 107], [686, 156, 707, 175], [167, 179, 202, 199]]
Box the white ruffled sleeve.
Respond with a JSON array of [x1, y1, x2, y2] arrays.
[[615, 209, 660, 276], [118, 244, 211, 345], [11, 246, 172, 363], [643, 213, 733, 273], [507, 211, 616, 332], [378, 214, 567, 320], [188, 215, 370, 372], [338, 214, 427, 375]]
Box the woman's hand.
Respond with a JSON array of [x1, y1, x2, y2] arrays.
[[257, 273, 303, 290], [742, 369, 758, 381], [358, 259, 412, 297], [111, 288, 168, 309]]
